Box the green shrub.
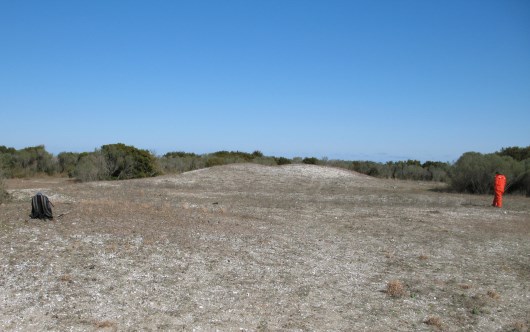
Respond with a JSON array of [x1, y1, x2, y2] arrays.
[[159, 154, 204, 173], [163, 151, 198, 158], [205, 156, 226, 167], [252, 150, 264, 158], [72, 144, 160, 181], [18, 145, 57, 176], [101, 143, 160, 180], [0, 145, 57, 177], [275, 157, 292, 165], [303, 157, 319, 165], [57, 152, 80, 177], [73, 152, 107, 182], [450, 152, 524, 194]]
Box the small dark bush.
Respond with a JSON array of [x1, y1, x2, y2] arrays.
[[276, 157, 292, 165], [252, 150, 264, 158], [303, 157, 319, 165]]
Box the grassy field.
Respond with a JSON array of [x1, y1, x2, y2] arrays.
[[1, 163, 529, 331]]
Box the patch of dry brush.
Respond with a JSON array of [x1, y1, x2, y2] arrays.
[[386, 280, 405, 298]]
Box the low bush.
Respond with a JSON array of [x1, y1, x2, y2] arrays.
[[303, 157, 319, 165], [275, 157, 292, 165]]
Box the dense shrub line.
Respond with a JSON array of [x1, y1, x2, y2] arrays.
[[0, 144, 528, 195]]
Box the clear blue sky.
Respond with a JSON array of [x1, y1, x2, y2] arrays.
[[1, 0, 529, 162]]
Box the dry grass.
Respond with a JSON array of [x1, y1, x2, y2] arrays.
[[487, 289, 500, 300], [384, 250, 395, 259], [512, 321, 529, 332], [94, 320, 117, 330], [386, 279, 405, 298], [424, 316, 443, 330], [59, 274, 73, 283]]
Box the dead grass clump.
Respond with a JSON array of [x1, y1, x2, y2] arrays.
[[424, 316, 443, 329], [511, 321, 529, 332], [384, 250, 395, 259], [94, 320, 117, 330], [59, 274, 73, 283], [487, 289, 500, 300], [386, 280, 405, 297]]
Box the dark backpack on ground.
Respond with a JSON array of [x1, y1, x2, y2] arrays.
[[30, 193, 54, 219]]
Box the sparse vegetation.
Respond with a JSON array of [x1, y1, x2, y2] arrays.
[[511, 321, 529, 332], [424, 316, 443, 329], [487, 289, 500, 300], [1, 163, 529, 330]]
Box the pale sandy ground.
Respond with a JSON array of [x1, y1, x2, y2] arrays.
[[1, 163, 529, 331]]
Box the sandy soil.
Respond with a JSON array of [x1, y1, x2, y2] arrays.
[[1, 163, 529, 331]]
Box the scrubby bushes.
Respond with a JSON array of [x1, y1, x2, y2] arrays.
[[450, 152, 527, 194], [101, 144, 160, 179], [159, 151, 204, 174], [1, 143, 529, 195], [303, 157, 319, 165], [57, 152, 80, 177], [346, 160, 451, 182], [498, 146, 530, 161], [160, 150, 279, 173], [275, 157, 292, 165], [71, 144, 160, 181], [0, 145, 56, 178], [73, 152, 107, 182]]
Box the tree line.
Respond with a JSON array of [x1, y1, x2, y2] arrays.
[[1, 144, 529, 199]]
